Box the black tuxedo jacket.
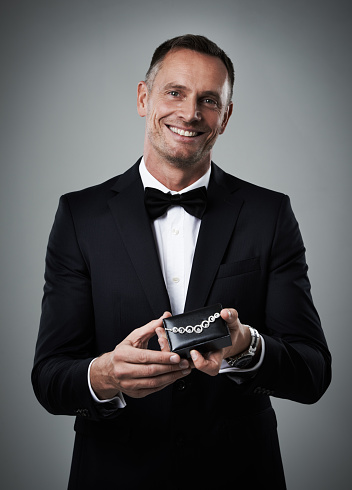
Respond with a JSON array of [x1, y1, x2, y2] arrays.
[[32, 160, 331, 489]]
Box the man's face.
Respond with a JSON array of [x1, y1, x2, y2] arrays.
[[137, 48, 233, 171]]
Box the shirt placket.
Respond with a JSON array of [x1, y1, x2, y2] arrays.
[[165, 207, 185, 315]]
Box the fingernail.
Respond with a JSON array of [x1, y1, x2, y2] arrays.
[[227, 309, 232, 319], [170, 354, 179, 363], [190, 350, 198, 361], [179, 360, 189, 369]]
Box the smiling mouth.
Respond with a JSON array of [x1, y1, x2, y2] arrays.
[[168, 126, 203, 138]]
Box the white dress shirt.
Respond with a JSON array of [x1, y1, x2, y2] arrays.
[[88, 158, 264, 406], [140, 157, 210, 316]]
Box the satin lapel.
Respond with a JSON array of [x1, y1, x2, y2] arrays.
[[108, 165, 171, 317], [184, 166, 244, 311]]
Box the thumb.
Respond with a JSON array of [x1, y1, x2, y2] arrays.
[[125, 313, 171, 348], [221, 308, 239, 329]]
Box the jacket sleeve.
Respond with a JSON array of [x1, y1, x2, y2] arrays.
[[241, 195, 332, 403], [32, 195, 121, 421]]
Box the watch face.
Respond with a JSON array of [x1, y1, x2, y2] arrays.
[[233, 355, 252, 368]]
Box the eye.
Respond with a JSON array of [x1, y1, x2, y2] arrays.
[[168, 91, 180, 97], [203, 98, 217, 105]]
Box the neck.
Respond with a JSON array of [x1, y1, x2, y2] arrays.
[[143, 152, 211, 192]]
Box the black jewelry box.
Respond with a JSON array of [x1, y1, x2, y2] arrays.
[[163, 304, 232, 359]]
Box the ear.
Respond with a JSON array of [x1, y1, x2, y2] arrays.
[[219, 102, 233, 135], [137, 81, 148, 117]]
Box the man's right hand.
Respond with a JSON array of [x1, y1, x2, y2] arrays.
[[90, 312, 191, 400]]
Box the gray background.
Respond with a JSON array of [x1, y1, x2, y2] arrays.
[[1, 0, 351, 488]]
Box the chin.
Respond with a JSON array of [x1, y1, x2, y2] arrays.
[[164, 148, 212, 170], [167, 157, 197, 169]]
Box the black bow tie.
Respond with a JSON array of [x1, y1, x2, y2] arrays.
[[144, 186, 207, 220]]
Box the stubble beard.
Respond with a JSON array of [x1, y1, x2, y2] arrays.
[[147, 124, 215, 170], [162, 147, 212, 170]]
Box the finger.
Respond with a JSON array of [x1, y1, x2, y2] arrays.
[[220, 308, 239, 327], [190, 349, 223, 376], [115, 342, 183, 368], [220, 308, 253, 359], [156, 312, 172, 351], [120, 364, 192, 398], [161, 311, 172, 319], [155, 326, 170, 352], [121, 355, 190, 379], [124, 311, 172, 349], [125, 317, 164, 347]]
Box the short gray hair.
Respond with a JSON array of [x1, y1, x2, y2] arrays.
[[145, 34, 235, 103]]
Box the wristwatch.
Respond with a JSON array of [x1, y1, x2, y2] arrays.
[[226, 326, 260, 368]]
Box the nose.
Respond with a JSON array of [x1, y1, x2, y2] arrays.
[[179, 96, 201, 123]]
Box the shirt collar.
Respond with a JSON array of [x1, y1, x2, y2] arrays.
[[139, 157, 211, 195]]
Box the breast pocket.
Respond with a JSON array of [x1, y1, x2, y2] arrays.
[[209, 256, 263, 325], [216, 256, 261, 279]]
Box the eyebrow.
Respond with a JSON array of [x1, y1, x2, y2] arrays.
[[162, 83, 188, 91]]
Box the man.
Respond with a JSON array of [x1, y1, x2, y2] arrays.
[[32, 35, 331, 489]]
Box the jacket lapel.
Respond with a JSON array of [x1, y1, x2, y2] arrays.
[[184, 163, 244, 311], [108, 162, 171, 318]]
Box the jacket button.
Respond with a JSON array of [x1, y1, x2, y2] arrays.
[[75, 408, 89, 417], [176, 434, 186, 447], [176, 379, 187, 391]]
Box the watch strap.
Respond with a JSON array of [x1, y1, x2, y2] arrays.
[[226, 326, 260, 367]]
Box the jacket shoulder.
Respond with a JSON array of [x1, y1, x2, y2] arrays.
[[63, 175, 118, 204], [212, 162, 287, 203], [62, 160, 141, 209]]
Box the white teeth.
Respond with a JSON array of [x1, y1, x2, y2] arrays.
[[169, 126, 198, 137]]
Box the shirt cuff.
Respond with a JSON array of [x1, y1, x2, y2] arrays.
[[88, 358, 126, 408], [219, 335, 265, 382]]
